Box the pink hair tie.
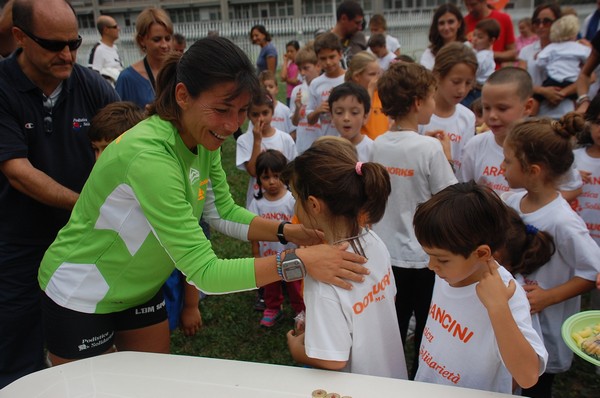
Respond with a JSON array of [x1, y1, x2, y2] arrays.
[[355, 162, 363, 176]]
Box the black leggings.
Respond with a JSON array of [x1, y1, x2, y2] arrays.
[[392, 266, 435, 379]]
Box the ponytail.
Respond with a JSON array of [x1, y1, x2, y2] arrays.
[[359, 162, 391, 225], [147, 52, 181, 121], [284, 136, 391, 237], [500, 207, 555, 276]]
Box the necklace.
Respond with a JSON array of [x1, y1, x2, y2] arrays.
[[394, 125, 415, 132], [332, 228, 369, 258]]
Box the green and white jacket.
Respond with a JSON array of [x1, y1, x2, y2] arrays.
[[39, 115, 257, 314]]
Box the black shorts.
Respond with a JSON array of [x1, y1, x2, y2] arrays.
[[41, 290, 167, 359]]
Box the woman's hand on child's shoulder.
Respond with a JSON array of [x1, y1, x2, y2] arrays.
[[297, 242, 368, 290], [476, 258, 516, 312]]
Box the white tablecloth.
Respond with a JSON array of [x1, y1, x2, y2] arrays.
[[0, 351, 516, 397]]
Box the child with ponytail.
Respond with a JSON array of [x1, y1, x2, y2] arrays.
[[285, 137, 407, 380], [500, 114, 600, 397]]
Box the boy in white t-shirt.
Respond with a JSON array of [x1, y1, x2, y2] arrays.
[[329, 82, 373, 162], [465, 18, 499, 106], [368, 33, 396, 71], [459, 67, 583, 200], [413, 182, 547, 394], [307, 32, 346, 137], [460, 67, 533, 195], [368, 14, 401, 56], [372, 62, 457, 378], [290, 46, 323, 154]]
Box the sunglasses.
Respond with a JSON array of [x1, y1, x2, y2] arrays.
[[17, 26, 82, 52], [532, 18, 554, 27], [107, 24, 119, 29]]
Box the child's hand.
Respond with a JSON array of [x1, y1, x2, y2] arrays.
[[180, 306, 203, 337], [286, 329, 305, 351], [476, 258, 516, 311], [367, 76, 379, 96], [294, 89, 303, 108], [579, 169, 592, 184], [316, 101, 329, 115], [541, 86, 565, 106], [252, 119, 264, 138], [425, 130, 452, 161], [522, 284, 552, 314]]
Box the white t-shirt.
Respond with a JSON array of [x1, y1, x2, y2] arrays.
[[290, 82, 322, 154], [304, 229, 408, 379], [377, 51, 397, 71], [247, 191, 296, 257], [573, 148, 600, 246], [307, 74, 345, 137], [502, 191, 600, 373], [459, 131, 582, 194], [386, 34, 401, 54], [419, 48, 435, 70], [88, 42, 123, 73], [371, 130, 457, 268], [246, 101, 294, 135], [419, 104, 476, 175], [355, 135, 373, 162], [236, 129, 297, 208], [475, 49, 495, 85], [535, 41, 591, 83], [459, 131, 510, 194], [518, 41, 544, 85], [415, 265, 547, 394]]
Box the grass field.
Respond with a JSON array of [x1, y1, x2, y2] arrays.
[[170, 134, 600, 397]]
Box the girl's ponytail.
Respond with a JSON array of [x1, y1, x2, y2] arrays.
[[359, 162, 391, 225]]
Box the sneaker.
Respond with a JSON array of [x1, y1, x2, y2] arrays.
[[254, 296, 266, 311], [254, 289, 266, 311], [260, 308, 283, 327]]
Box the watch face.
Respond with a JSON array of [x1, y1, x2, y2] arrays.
[[282, 259, 305, 281]]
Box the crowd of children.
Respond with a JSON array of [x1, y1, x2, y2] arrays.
[[48, 8, 600, 398]]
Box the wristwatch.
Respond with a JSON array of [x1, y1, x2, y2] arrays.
[[277, 221, 291, 245], [281, 250, 306, 282]]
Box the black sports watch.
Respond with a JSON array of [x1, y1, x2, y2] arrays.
[[281, 251, 306, 282], [277, 221, 291, 245]]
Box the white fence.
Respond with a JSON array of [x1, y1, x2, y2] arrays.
[[77, 5, 595, 69]]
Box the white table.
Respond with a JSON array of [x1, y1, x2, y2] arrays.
[[0, 352, 516, 397]]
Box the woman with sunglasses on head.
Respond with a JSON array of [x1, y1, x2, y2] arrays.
[[38, 36, 368, 367], [517, 3, 575, 119], [115, 7, 173, 110]]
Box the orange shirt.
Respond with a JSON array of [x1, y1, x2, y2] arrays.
[[361, 90, 389, 140]]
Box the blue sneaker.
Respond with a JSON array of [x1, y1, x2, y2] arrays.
[[260, 308, 283, 327]]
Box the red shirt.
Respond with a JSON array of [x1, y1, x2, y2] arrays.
[[464, 9, 516, 53]]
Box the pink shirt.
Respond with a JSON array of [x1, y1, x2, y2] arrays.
[[286, 62, 299, 98]]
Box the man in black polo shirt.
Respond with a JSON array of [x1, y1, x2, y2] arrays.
[[0, 0, 118, 387]]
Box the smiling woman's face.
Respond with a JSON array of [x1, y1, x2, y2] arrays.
[[251, 29, 266, 46], [177, 81, 251, 151]]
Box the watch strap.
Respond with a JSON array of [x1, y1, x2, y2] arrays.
[[277, 221, 291, 244]]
